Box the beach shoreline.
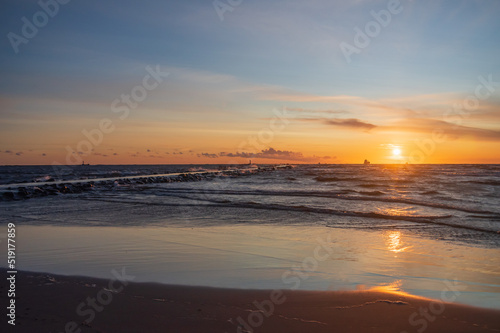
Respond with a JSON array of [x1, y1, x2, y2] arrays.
[[4, 223, 500, 310], [2, 268, 500, 333]]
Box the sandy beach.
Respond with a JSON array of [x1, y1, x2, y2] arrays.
[[3, 268, 500, 333]]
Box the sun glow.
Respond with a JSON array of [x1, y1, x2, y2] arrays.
[[393, 148, 402, 156]]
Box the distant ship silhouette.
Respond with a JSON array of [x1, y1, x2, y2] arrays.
[[363, 159, 370, 165]]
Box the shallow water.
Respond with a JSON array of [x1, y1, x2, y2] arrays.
[[4, 224, 500, 309]]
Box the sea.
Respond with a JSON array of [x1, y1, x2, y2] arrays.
[[1, 164, 499, 309]]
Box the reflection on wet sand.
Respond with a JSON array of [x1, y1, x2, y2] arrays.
[[386, 230, 412, 254]]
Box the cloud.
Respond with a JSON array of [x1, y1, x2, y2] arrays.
[[323, 118, 377, 131], [198, 153, 219, 158], [261, 91, 491, 121], [292, 116, 376, 131], [285, 107, 348, 115], [261, 91, 362, 103], [219, 147, 327, 162], [382, 118, 500, 141], [289, 105, 500, 140]]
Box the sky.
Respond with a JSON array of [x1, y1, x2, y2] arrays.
[[1, 0, 499, 165]]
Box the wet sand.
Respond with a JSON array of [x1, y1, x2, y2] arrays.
[[8, 224, 500, 309], [2, 269, 500, 333]]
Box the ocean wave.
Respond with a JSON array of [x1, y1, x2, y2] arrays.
[[85, 195, 500, 235], [464, 180, 500, 186], [315, 176, 365, 182], [421, 190, 440, 195], [157, 188, 500, 216], [359, 184, 385, 188], [359, 191, 385, 196]]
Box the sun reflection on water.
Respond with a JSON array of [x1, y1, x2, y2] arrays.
[[370, 279, 404, 293], [386, 231, 411, 253]]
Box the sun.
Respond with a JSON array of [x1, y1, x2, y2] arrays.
[[393, 148, 401, 156]]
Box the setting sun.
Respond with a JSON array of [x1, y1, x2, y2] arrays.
[[393, 148, 402, 157]]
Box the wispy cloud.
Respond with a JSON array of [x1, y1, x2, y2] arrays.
[[261, 91, 361, 103], [286, 107, 348, 115], [323, 118, 376, 131], [382, 118, 500, 141]]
